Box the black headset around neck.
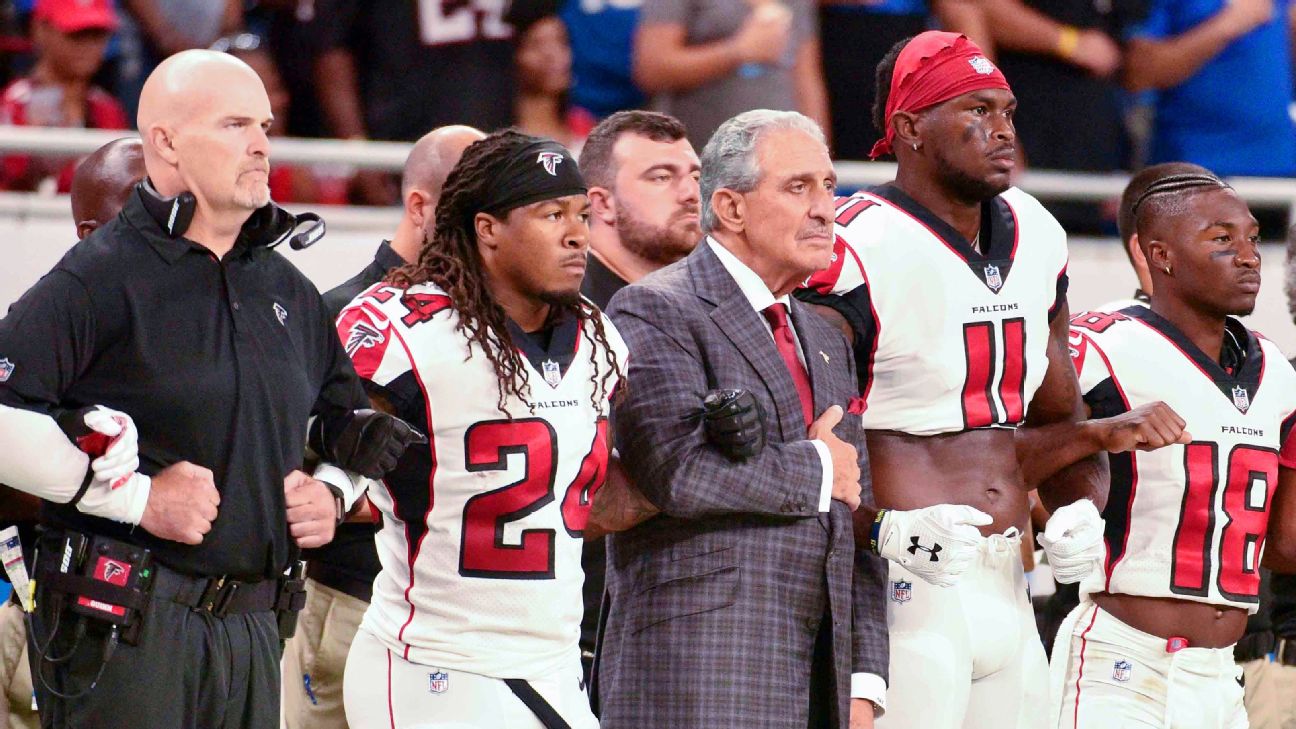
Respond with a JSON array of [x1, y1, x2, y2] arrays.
[[136, 178, 326, 250]]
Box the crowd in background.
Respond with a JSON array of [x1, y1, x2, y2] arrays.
[[0, 0, 1291, 235]]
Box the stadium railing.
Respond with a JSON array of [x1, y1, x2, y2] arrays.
[[0, 126, 1293, 218]]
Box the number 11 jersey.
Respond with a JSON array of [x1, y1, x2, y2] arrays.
[[1070, 307, 1296, 611], [798, 183, 1070, 435], [336, 281, 626, 679]]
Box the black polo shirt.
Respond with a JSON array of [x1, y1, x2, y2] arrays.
[[0, 188, 367, 579], [307, 240, 406, 600]]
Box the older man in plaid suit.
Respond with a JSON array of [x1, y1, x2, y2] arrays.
[[596, 109, 889, 729]]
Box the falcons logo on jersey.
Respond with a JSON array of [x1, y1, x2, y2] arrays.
[[537, 152, 564, 176], [346, 321, 385, 356]]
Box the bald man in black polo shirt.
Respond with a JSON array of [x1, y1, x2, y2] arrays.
[[0, 51, 417, 729]]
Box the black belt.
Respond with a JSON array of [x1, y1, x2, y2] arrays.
[[152, 564, 278, 618]]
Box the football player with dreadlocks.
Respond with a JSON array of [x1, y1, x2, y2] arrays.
[[337, 130, 625, 729], [1052, 172, 1296, 728]]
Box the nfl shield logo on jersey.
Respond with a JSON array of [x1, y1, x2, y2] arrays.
[[0, 358, 12, 382], [1112, 659, 1132, 683], [542, 359, 562, 387], [428, 670, 449, 694], [1232, 385, 1251, 413], [889, 580, 912, 604], [983, 264, 1003, 292]]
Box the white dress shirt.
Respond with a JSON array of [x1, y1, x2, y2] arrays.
[[707, 238, 887, 712]]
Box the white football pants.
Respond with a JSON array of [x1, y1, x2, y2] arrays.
[[1049, 601, 1247, 729], [343, 627, 598, 729], [876, 529, 1049, 729]]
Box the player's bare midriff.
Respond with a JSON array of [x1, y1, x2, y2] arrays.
[[866, 428, 1028, 537], [1090, 592, 1248, 649]]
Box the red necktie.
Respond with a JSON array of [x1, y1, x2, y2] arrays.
[[762, 303, 814, 426]]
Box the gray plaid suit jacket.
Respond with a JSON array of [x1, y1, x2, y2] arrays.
[[595, 241, 888, 729]]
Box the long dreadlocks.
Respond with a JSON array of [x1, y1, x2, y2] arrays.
[[387, 129, 623, 416]]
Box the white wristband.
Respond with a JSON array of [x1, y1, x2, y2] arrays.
[[76, 473, 152, 525], [313, 463, 371, 512]]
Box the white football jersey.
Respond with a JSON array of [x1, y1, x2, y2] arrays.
[[800, 184, 1069, 435], [1070, 307, 1296, 611], [336, 281, 627, 679]]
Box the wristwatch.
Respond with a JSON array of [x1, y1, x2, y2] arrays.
[[324, 482, 347, 526]]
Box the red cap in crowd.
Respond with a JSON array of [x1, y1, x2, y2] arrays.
[[870, 31, 1011, 159], [33, 0, 119, 34]]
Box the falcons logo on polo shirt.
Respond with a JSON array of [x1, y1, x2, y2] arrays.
[[537, 152, 564, 176]]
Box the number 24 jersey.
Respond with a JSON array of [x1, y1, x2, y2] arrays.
[[336, 282, 627, 679], [1070, 307, 1296, 611]]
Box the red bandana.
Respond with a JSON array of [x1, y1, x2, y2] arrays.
[[869, 31, 1011, 159]]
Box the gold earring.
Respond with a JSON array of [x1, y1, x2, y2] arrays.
[[912, 142, 920, 151], [1164, 266, 1172, 274]]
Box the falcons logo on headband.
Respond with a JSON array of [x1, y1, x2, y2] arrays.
[[537, 151, 564, 176], [345, 321, 385, 356]]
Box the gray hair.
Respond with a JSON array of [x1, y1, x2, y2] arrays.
[[699, 110, 826, 232]]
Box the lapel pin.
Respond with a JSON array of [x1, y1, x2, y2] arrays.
[[819, 351, 830, 364]]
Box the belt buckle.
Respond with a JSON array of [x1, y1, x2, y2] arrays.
[[1166, 636, 1190, 653], [199, 576, 239, 618]]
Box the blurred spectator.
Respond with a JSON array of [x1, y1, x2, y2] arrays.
[[509, 0, 595, 151], [308, 0, 515, 204], [1123, 0, 1296, 177], [213, 32, 350, 205], [561, 0, 646, 120], [560, 0, 647, 120], [121, 0, 241, 59], [985, 0, 1129, 172], [107, 0, 242, 118], [251, 0, 331, 139], [820, 0, 990, 160], [0, 0, 126, 192], [632, 0, 828, 149]]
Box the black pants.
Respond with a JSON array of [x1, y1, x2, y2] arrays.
[[29, 575, 281, 729], [807, 608, 836, 729]]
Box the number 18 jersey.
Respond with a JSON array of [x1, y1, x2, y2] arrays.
[[1070, 307, 1296, 611], [797, 184, 1069, 435], [336, 282, 626, 679]]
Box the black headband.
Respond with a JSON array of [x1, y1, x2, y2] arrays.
[[478, 139, 587, 216]]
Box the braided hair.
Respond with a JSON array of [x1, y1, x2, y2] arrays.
[[1131, 172, 1231, 237], [387, 129, 623, 417]]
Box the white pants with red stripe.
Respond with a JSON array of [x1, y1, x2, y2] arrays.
[[1049, 601, 1248, 729], [342, 627, 599, 729], [876, 529, 1048, 729]]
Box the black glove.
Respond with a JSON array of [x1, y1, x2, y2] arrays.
[[702, 389, 765, 461], [309, 409, 427, 479]]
